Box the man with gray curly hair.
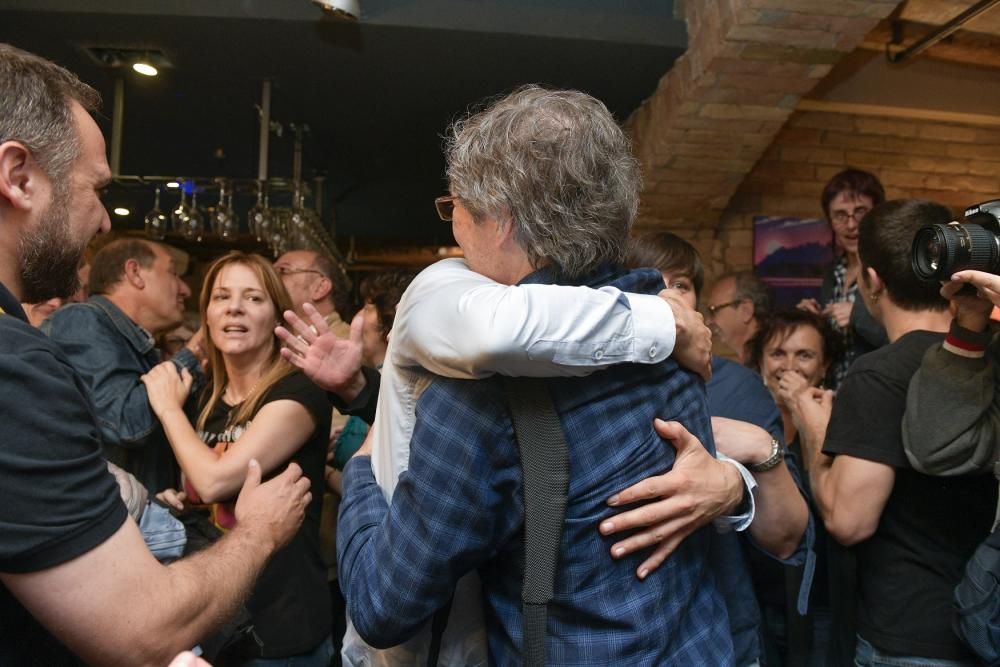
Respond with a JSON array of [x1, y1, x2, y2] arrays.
[[336, 86, 741, 663]]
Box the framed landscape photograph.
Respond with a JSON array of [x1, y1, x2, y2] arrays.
[[753, 215, 834, 307]]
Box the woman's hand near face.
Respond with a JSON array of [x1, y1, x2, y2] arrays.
[[141, 362, 193, 418], [775, 371, 811, 409]]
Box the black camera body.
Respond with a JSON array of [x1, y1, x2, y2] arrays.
[[912, 200, 1000, 281]]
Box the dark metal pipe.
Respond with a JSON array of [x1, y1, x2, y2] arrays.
[[257, 80, 271, 182], [110, 77, 124, 177], [888, 0, 1000, 63]]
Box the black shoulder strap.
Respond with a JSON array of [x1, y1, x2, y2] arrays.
[[502, 376, 570, 667]]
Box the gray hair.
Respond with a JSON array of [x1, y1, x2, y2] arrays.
[[445, 85, 640, 279], [0, 44, 100, 192], [308, 250, 355, 319], [723, 270, 772, 317]]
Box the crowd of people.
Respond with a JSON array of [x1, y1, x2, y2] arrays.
[[3, 41, 1000, 667]]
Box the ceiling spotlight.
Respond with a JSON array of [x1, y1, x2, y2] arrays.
[[311, 0, 360, 20], [165, 181, 180, 189], [113, 207, 130, 216], [85, 47, 173, 73], [132, 62, 158, 77]]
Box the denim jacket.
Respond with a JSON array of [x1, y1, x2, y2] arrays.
[[42, 295, 204, 493]]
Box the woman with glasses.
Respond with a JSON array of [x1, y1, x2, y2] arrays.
[[142, 252, 333, 665], [797, 168, 888, 387]]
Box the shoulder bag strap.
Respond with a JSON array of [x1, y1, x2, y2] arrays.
[[502, 376, 569, 667]]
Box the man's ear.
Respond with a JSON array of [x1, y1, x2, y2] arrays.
[[737, 299, 755, 324], [123, 258, 144, 289], [863, 266, 883, 298], [0, 141, 45, 212], [310, 275, 333, 302]]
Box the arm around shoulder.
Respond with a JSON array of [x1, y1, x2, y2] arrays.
[[392, 259, 676, 379]]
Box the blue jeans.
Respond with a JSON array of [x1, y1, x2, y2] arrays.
[[855, 635, 978, 667], [242, 635, 334, 667]]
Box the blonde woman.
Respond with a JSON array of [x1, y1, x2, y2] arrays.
[[143, 252, 332, 665]]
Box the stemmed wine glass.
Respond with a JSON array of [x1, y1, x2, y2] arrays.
[[220, 191, 239, 241], [289, 182, 308, 247], [247, 181, 273, 242], [170, 188, 190, 234], [181, 190, 205, 241], [144, 187, 168, 240], [269, 209, 289, 257], [212, 181, 239, 240]]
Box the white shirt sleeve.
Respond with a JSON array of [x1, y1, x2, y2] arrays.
[[390, 258, 676, 379], [713, 454, 757, 533]]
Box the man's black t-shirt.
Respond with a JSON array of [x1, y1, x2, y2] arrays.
[[199, 370, 332, 658], [824, 330, 997, 660], [0, 283, 128, 665]]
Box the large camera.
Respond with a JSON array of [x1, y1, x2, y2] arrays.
[[912, 200, 1000, 281]]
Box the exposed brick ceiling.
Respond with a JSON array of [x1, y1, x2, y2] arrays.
[[626, 0, 903, 232], [625, 0, 1000, 234]]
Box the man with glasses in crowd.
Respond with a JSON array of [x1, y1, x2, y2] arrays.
[[705, 270, 772, 363], [275, 249, 354, 338]]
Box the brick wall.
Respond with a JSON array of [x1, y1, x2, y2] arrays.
[[627, 0, 900, 232], [703, 110, 1000, 279]]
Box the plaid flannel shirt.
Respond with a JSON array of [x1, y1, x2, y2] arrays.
[[338, 265, 735, 665]]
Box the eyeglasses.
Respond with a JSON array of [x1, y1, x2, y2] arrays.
[[275, 265, 323, 278], [706, 300, 742, 315], [830, 207, 869, 226], [434, 195, 459, 222]]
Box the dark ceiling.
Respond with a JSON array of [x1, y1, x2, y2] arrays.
[[0, 1, 685, 248]]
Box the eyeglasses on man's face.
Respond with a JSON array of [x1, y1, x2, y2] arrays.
[[435, 195, 460, 222], [706, 300, 742, 316], [275, 265, 323, 278], [830, 207, 869, 226]]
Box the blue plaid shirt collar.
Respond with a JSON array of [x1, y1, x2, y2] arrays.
[[518, 262, 664, 294]]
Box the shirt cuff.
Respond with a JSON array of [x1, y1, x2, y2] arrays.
[[942, 319, 993, 359], [623, 293, 675, 363], [327, 366, 380, 425], [713, 453, 756, 533]]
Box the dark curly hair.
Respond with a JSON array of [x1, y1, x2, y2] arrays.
[[359, 270, 417, 340], [746, 309, 840, 387]]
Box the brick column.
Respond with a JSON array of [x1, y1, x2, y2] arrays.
[[627, 0, 902, 239]]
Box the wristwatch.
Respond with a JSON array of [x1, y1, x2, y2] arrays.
[[748, 438, 783, 473]]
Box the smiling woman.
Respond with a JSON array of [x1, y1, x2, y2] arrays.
[[746, 309, 838, 446], [140, 251, 334, 664]]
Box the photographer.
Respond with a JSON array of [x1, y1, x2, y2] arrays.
[[901, 213, 1000, 667]]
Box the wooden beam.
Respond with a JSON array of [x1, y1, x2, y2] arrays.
[[862, 20, 1000, 70], [796, 98, 1000, 127]]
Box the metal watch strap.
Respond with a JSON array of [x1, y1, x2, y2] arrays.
[[748, 438, 783, 473]]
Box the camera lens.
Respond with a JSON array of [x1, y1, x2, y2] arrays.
[[911, 222, 1000, 281]]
